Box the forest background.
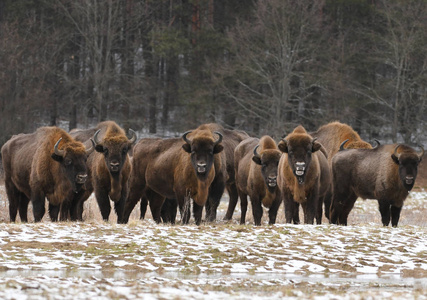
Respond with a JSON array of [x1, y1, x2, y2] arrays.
[[0, 0, 426, 148]]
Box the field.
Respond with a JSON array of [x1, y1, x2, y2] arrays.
[[0, 185, 427, 299]]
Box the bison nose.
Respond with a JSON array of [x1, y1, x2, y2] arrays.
[[76, 174, 88, 184], [268, 175, 277, 187], [197, 162, 207, 173], [110, 161, 120, 172], [405, 176, 414, 184], [295, 162, 305, 176]]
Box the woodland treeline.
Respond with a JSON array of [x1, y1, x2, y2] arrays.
[[0, 0, 426, 146]]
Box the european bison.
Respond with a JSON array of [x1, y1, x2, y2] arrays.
[[1, 126, 92, 222], [123, 128, 224, 225], [330, 141, 424, 227], [234, 136, 282, 225], [310, 121, 373, 219], [70, 121, 136, 223], [277, 125, 330, 224]]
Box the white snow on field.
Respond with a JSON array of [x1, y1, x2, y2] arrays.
[[0, 188, 425, 298]]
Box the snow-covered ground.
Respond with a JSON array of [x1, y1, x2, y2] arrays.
[[0, 187, 426, 299]]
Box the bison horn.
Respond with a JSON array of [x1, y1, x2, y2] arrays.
[[182, 131, 192, 144], [128, 129, 137, 144], [372, 139, 381, 149], [86, 138, 96, 154], [253, 145, 261, 158], [213, 131, 223, 145], [417, 145, 425, 159], [54, 138, 65, 157], [393, 144, 401, 159], [339, 139, 349, 151], [93, 129, 102, 145]]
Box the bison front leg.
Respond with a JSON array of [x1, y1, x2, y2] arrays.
[[238, 190, 248, 225], [303, 189, 319, 225], [18, 194, 30, 223], [146, 189, 165, 224], [95, 188, 111, 222], [115, 187, 129, 224], [193, 201, 204, 225], [223, 183, 239, 221], [205, 174, 226, 222], [268, 194, 281, 225], [283, 191, 299, 224], [251, 196, 263, 226], [31, 191, 46, 222], [140, 196, 148, 220], [5, 181, 24, 222], [391, 205, 402, 227], [161, 198, 177, 224], [378, 200, 391, 226], [179, 196, 191, 225], [123, 178, 146, 223], [49, 203, 61, 222]]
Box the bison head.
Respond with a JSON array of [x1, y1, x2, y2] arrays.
[[391, 144, 424, 191], [252, 145, 281, 193], [182, 130, 223, 181], [93, 129, 137, 175], [51, 137, 93, 193], [278, 136, 322, 185]]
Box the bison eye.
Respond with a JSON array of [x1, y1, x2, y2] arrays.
[[122, 148, 128, 155], [104, 148, 109, 155], [65, 159, 72, 166]]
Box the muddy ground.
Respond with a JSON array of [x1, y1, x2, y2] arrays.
[[0, 186, 426, 299]]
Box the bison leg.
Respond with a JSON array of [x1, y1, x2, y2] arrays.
[[223, 183, 239, 221], [95, 188, 111, 222], [161, 198, 177, 224], [140, 196, 148, 220], [147, 190, 165, 224], [32, 191, 46, 222], [283, 191, 299, 224], [251, 196, 263, 226], [193, 201, 204, 225], [70, 189, 91, 221], [123, 181, 145, 223], [238, 190, 248, 225], [49, 203, 61, 222], [268, 195, 281, 225], [205, 174, 226, 222], [391, 205, 402, 227], [322, 190, 332, 220], [17, 194, 30, 223], [5, 180, 21, 222], [378, 200, 391, 226]]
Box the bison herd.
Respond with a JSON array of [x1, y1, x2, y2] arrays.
[[1, 121, 424, 227]]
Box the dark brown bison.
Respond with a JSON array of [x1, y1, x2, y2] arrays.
[[137, 123, 248, 223], [1, 126, 92, 222], [277, 125, 330, 224], [330, 142, 424, 227], [70, 121, 136, 223], [234, 136, 282, 225], [310, 121, 373, 219], [123, 128, 224, 225]]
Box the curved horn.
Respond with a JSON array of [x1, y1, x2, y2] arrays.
[[393, 144, 401, 159], [312, 137, 318, 144], [93, 129, 102, 145], [86, 138, 96, 154], [54, 138, 65, 157], [372, 139, 381, 149], [213, 131, 223, 145], [339, 139, 349, 151], [253, 145, 261, 158], [417, 144, 425, 159], [128, 129, 137, 144], [182, 131, 192, 144]]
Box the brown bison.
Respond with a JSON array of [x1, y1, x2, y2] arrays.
[[70, 121, 136, 223], [1, 127, 92, 222], [277, 125, 330, 224], [123, 128, 224, 225], [330, 141, 424, 227], [234, 136, 282, 225], [137, 123, 248, 223], [310, 121, 373, 219]]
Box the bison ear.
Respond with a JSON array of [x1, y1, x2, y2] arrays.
[[312, 141, 322, 152], [252, 156, 262, 165], [278, 140, 288, 153], [182, 143, 191, 153], [391, 153, 399, 165], [214, 144, 224, 154], [95, 145, 104, 153], [51, 153, 63, 162]]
